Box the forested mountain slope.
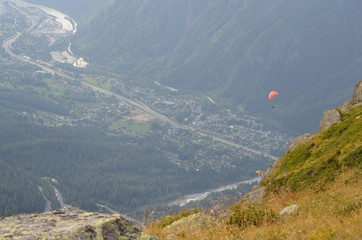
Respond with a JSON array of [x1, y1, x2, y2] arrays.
[[73, 0, 362, 133], [1, 122, 267, 217]]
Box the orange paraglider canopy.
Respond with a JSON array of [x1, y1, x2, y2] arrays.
[[269, 91, 278, 101]]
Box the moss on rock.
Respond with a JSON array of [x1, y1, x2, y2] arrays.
[[0, 208, 159, 240]]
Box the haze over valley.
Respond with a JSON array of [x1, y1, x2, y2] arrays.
[[0, 0, 360, 220]]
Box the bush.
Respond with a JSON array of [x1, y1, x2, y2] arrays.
[[155, 209, 201, 228], [227, 203, 279, 229]]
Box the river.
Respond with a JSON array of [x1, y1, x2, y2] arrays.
[[168, 177, 261, 207], [13, 0, 77, 33], [40, 177, 71, 210]]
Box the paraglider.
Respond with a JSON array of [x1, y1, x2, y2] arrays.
[[269, 91, 278, 101], [269, 91, 278, 108]]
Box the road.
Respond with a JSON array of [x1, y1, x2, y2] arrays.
[[2, 31, 21, 59], [196, 130, 279, 161], [65, 80, 279, 161], [1, 0, 279, 162]]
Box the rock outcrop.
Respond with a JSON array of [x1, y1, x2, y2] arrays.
[[288, 133, 316, 152], [243, 186, 266, 204], [319, 109, 341, 132], [319, 80, 361, 132], [338, 100, 352, 113], [351, 80, 362, 105], [0, 208, 158, 240], [256, 159, 278, 180]]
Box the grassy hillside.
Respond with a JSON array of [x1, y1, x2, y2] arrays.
[[72, 0, 362, 133], [145, 104, 361, 239]]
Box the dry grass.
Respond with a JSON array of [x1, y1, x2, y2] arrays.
[[144, 170, 361, 240]]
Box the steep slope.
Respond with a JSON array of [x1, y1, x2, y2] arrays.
[[145, 82, 361, 239], [72, 0, 362, 133], [73, 0, 206, 64]]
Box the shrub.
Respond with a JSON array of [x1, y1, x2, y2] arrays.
[[155, 209, 200, 228], [227, 203, 279, 229], [341, 147, 362, 170], [335, 199, 361, 217]]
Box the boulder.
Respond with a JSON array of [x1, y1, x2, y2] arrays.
[[244, 186, 266, 204], [319, 109, 341, 132], [280, 204, 298, 216], [256, 162, 277, 180]]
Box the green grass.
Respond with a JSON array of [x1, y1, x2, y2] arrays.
[[228, 203, 279, 229], [264, 105, 362, 193], [100, 82, 112, 91], [145, 105, 362, 240], [82, 77, 112, 90], [155, 209, 201, 228], [83, 77, 98, 86], [0, 83, 14, 89], [110, 119, 151, 134], [31, 78, 65, 96]]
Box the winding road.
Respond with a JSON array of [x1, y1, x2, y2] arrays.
[[1, 0, 279, 162]]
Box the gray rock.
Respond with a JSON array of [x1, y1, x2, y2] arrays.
[[0, 208, 159, 240], [288, 133, 315, 151], [319, 109, 341, 132], [256, 161, 277, 180], [319, 81, 362, 132], [244, 186, 266, 204], [338, 81, 362, 113], [256, 170, 267, 179], [338, 100, 352, 114], [280, 204, 298, 216], [351, 80, 362, 105]]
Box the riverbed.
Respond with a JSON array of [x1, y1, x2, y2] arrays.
[[16, 0, 76, 33], [168, 177, 261, 207]]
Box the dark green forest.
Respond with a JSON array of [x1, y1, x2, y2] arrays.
[[0, 122, 268, 216], [0, 60, 272, 217]]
